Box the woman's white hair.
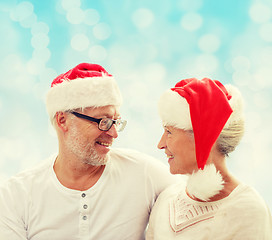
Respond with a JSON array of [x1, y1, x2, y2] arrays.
[[216, 84, 245, 156]]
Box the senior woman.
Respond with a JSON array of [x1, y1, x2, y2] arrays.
[[146, 78, 272, 239]]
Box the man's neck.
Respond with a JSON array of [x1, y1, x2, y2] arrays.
[[53, 154, 105, 191]]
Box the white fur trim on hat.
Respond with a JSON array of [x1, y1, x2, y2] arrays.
[[158, 84, 244, 130], [186, 164, 224, 201], [46, 76, 122, 121], [158, 89, 192, 130]]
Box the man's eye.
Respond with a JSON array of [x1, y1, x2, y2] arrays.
[[165, 129, 171, 134]]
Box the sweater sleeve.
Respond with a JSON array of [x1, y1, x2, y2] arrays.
[[230, 203, 272, 240], [214, 185, 272, 240]]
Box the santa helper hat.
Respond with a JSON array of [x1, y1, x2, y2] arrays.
[[158, 78, 243, 201], [46, 63, 122, 121]]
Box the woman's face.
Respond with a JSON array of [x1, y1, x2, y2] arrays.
[[157, 126, 198, 174]]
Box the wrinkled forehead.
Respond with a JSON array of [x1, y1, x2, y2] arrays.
[[83, 105, 120, 118]]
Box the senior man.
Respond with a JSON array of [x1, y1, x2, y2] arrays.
[[0, 63, 177, 239]]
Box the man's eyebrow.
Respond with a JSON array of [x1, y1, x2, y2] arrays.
[[93, 113, 121, 119]]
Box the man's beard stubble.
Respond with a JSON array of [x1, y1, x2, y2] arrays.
[[66, 125, 109, 166]]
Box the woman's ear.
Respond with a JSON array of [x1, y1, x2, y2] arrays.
[[55, 112, 69, 132]]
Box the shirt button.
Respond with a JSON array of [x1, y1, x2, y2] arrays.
[[81, 193, 86, 198], [83, 204, 88, 209], [83, 216, 87, 220]]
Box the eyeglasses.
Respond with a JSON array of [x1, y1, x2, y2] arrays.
[[71, 111, 127, 132]]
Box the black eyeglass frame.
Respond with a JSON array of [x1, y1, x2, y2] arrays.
[[70, 111, 127, 132]]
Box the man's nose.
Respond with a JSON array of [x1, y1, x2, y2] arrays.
[[105, 124, 118, 138]]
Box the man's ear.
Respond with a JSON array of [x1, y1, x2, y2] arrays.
[[55, 112, 69, 132]]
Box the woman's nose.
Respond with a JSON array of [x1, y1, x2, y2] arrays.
[[157, 133, 166, 149]]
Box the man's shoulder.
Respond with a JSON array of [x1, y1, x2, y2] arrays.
[[0, 154, 55, 191], [158, 182, 186, 200], [110, 148, 160, 165], [109, 147, 174, 177]]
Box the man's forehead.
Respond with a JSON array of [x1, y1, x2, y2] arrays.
[[84, 106, 120, 117]]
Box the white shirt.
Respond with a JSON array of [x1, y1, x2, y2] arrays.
[[146, 182, 272, 240], [0, 148, 178, 240]]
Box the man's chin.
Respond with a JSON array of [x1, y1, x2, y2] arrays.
[[83, 152, 110, 166]]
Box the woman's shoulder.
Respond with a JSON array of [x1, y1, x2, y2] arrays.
[[223, 183, 271, 217]]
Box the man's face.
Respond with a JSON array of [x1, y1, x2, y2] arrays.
[[65, 105, 120, 166]]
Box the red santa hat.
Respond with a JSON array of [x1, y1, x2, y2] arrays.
[[158, 78, 243, 201], [46, 63, 122, 120]]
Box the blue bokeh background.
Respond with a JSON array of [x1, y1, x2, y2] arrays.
[[0, 0, 272, 209]]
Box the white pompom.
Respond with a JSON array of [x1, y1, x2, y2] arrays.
[[186, 164, 224, 201]]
